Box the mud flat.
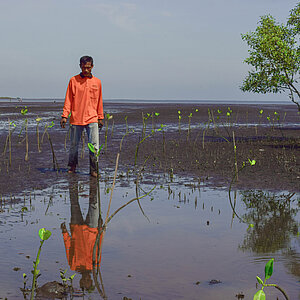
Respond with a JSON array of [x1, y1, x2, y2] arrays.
[[0, 101, 299, 299]]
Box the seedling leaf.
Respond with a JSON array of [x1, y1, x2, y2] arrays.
[[248, 159, 256, 166], [38, 228, 52, 241], [247, 223, 254, 231], [264, 258, 274, 280], [256, 276, 263, 285], [253, 289, 265, 300], [48, 121, 54, 128], [88, 143, 96, 153]]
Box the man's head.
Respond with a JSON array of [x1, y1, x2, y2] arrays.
[[80, 56, 94, 77]]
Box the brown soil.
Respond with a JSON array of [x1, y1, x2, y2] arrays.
[[0, 101, 299, 197]]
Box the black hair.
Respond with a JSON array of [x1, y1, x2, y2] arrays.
[[80, 56, 93, 65]]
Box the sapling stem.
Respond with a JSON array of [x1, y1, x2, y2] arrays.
[[187, 112, 192, 141], [104, 113, 113, 151], [25, 119, 29, 161], [178, 110, 181, 134], [36, 118, 42, 152], [254, 259, 289, 300], [30, 228, 51, 300], [232, 131, 238, 181]]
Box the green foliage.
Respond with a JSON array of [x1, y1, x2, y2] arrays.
[[253, 289, 266, 300], [88, 143, 104, 157], [38, 228, 52, 241], [30, 228, 52, 300], [264, 258, 274, 280], [241, 3, 300, 111], [253, 258, 289, 300], [21, 106, 28, 115]]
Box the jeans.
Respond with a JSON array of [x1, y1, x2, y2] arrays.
[[69, 178, 100, 228], [68, 123, 99, 173]]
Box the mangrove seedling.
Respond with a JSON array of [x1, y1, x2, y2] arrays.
[[30, 228, 52, 300], [134, 124, 166, 166], [2, 121, 16, 167], [187, 112, 193, 141], [125, 116, 129, 134], [42, 121, 60, 171], [151, 112, 160, 130], [178, 110, 182, 133], [254, 258, 289, 300], [142, 112, 151, 138], [104, 113, 113, 151], [20, 106, 29, 161], [36, 118, 42, 152], [59, 268, 76, 291], [88, 143, 104, 180], [18, 106, 28, 139]]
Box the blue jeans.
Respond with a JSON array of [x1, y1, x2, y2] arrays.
[[68, 123, 99, 173], [69, 178, 100, 228]]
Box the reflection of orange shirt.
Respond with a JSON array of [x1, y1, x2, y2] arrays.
[[62, 74, 104, 125], [63, 224, 103, 271]]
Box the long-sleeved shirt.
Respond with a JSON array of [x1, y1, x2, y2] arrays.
[[63, 224, 103, 271], [62, 74, 104, 125]]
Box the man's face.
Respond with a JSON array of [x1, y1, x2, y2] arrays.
[[80, 62, 93, 77]]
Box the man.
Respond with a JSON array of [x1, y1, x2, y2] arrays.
[[60, 56, 104, 177]]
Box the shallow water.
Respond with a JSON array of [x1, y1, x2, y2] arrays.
[[0, 172, 299, 299]]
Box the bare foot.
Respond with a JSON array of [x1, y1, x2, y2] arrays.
[[68, 166, 76, 174], [90, 171, 97, 178]]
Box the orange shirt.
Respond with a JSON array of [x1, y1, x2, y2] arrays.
[[63, 224, 103, 271], [62, 74, 104, 125]]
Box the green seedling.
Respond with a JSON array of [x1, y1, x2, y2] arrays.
[[187, 112, 193, 141], [142, 112, 151, 138], [19, 106, 29, 161], [216, 108, 222, 120], [134, 124, 165, 166], [36, 117, 42, 152], [178, 110, 182, 133], [125, 116, 129, 134], [3, 121, 16, 167], [228, 158, 256, 223], [151, 112, 160, 130], [253, 259, 289, 300], [30, 228, 52, 300], [88, 143, 104, 159], [60, 268, 76, 289], [42, 121, 59, 171], [104, 113, 113, 151]]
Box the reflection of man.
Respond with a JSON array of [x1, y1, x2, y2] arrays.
[[61, 177, 103, 291]]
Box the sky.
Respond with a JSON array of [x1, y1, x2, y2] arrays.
[[0, 0, 299, 102]]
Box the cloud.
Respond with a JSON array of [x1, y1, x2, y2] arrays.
[[91, 2, 137, 31], [159, 11, 172, 17]]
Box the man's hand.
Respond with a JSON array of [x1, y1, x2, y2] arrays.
[[60, 117, 67, 128], [61, 222, 67, 233], [98, 119, 104, 129]]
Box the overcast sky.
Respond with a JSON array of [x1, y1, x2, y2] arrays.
[[0, 0, 298, 102]]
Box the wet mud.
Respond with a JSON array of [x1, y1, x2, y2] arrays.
[[0, 101, 299, 197], [0, 100, 299, 300]]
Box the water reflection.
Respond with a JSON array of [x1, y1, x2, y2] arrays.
[[62, 177, 103, 293], [239, 190, 299, 253]]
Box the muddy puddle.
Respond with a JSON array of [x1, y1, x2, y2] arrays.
[[0, 172, 299, 299]]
